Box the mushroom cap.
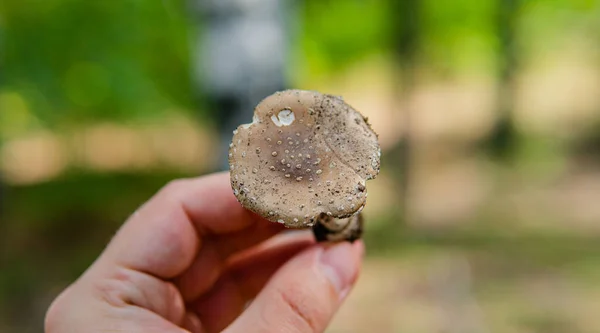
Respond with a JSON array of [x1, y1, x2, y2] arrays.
[[229, 90, 380, 228]]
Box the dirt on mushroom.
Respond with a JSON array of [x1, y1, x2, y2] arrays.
[[229, 90, 380, 240]]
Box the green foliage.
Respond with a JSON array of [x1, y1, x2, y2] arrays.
[[300, 0, 391, 76], [0, 0, 195, 127]]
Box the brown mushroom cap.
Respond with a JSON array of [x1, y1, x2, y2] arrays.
[[229, 90, 380, 228]]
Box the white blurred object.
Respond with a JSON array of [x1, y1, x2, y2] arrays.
[[189, 0, 294, 169]]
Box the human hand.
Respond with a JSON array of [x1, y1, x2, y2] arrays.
[[45, 172, 364, 333]]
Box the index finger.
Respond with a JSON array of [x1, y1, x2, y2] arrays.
[[97, 172, 281, 279]]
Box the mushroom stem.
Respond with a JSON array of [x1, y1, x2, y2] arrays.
[[312, 213, 363, 243]]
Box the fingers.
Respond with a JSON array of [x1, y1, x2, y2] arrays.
[[226, 231, 316, 299], [86, 267, 187, 325], [177, 229, 311, 303], [188, 232, 315, 333], [98, 172, 282, 279], [224, 241, 364, 333]]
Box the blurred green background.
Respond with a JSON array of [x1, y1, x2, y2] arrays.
[[2, 0, 600, 332]]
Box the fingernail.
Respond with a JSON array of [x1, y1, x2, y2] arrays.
[[319, 243, 358, 299]]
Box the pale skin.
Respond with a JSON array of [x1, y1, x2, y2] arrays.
[[45, 172, 364, 333]]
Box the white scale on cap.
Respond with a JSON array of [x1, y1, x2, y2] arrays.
[[271, 109, 295, 127]]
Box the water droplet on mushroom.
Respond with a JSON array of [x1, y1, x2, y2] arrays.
[[252, 168, 258, 174], [233, 129, 238, 135], [229, 143, 234, 148], [285, 174, 290, 178], [298, 153, 303, 158], [266, 137, 272, 142], [326, 180, 332, 186], [306, 169, 311, 173], [306, 154, 311, 159], [277, 140, 282, 145], [295, 164, 302, 169], [329, 162, 336, 168], [269, 166, 276, 171], [286, 163, 291, 168], [272, 151, 278, 157], [256, 147, 261, 154], [315, 169, 322, 175], [304, 139, 309, 143], [233, 189, 239, 195], [317, 201, 322, 206], [293, 218, 299, 223], [241, 152, 246, 158], [228, 153, 233, 158], [268, 211, 274, 216], [280, 159, 286, 164], [230, 164, 235, 170], [285, 150, 290, 154], [290, 155, 295, 159], [277, 219, 285, 224], [326, 212, 332, 216], [296, 177, 302, 181]]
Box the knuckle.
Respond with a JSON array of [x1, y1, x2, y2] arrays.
[[91, 269, 133, 308], [275, 283, 328, 333]]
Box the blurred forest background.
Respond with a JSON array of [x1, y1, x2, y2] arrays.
[[2, 0, 600, 332]]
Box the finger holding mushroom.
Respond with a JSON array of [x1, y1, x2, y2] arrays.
[[229, 90, 380, 241]]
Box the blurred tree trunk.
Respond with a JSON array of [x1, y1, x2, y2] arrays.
[[389, 0, 420, 224], [0, 22, 5, 237], [483, 0, 521, 159], [188, 0, 293, 171]]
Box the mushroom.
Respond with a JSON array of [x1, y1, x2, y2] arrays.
[[228, 89, 380, 242]]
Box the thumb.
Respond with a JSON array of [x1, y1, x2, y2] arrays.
[[225, 241, 364, 333]]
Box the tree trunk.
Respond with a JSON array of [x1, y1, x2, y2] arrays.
[[484, 0, 521, 159], [390, 0, 420, 224]]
